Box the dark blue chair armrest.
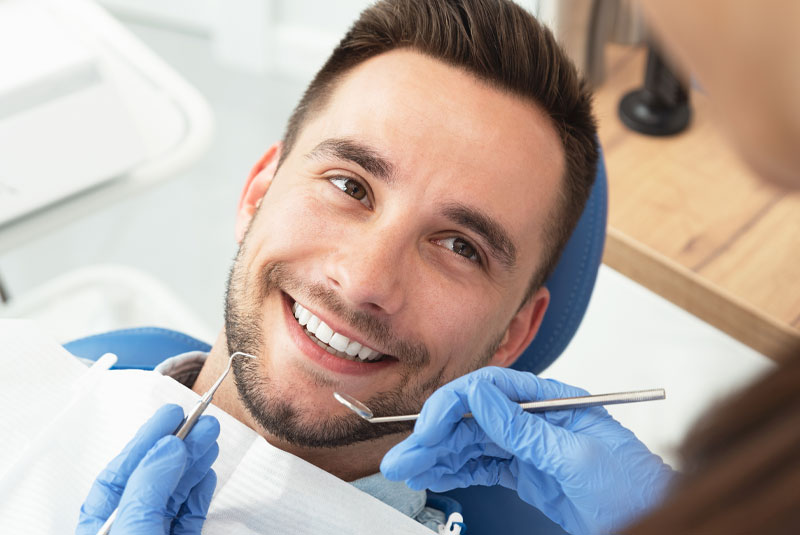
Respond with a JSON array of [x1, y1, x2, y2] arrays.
[[438, 486, 566, 534]]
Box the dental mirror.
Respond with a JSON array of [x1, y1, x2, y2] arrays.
[[333, 388, 666, 424], [333, 392, 375, 420]]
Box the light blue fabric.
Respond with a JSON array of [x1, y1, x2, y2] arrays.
[[350, 472, 427, 518], [351, 473, 444, 531]]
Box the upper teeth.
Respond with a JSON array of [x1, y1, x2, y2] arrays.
[[292, 302, 383, 361]]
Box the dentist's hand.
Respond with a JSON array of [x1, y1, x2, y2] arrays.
[[77, 404, 220, 535], [381, 367, 676, 535]]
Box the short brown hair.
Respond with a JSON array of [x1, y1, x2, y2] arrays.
[[280, 0, 598, 302]]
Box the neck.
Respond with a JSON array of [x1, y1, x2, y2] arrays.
[[192, 332, 404, 481]]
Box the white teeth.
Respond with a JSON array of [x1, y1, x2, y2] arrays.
[[329, 333, 349, 352], [292, 300, 383, 362], [306, 314, 321, 333], [358, 345, 377, 360], [315, 322, 334, 344], [293, 303, 312, 326], [345, 340, 362, 356]]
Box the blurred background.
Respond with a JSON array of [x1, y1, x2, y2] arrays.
[[0, 0, 649, 342], [0, 0, 376, 340]]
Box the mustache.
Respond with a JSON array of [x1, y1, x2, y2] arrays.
[[260, 262, 430, 368]]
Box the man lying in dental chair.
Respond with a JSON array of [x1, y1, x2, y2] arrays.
[[10, 1, 677, 533]]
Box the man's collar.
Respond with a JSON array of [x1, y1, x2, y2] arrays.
[[350, 472, 427, 518], [154, 350, 207, 387]]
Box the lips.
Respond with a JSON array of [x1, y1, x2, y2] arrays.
[[280, 292, 396, 376]]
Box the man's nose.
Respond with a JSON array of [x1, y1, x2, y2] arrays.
[[323, 226, 409, 315]]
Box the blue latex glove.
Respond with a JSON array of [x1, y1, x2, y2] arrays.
[[381, 367, 676, 535], [77, 404, 220, 535]]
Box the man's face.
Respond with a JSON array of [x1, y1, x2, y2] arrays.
[[227, 50, 564, 448]]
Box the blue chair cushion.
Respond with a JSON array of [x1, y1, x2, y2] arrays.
[[512, 149, 607, 374], [63, 327, 211, 369]]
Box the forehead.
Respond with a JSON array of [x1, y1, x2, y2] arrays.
[[294, 49, 565, 274]]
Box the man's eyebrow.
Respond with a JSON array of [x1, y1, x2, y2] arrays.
[[305, 138, 395, 183], [443, 202, 517, 270]]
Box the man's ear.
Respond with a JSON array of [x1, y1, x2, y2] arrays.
[[235, 142, 283, 243], [487, 286, 550, 368]]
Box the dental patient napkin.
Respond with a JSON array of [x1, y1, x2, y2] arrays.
[[0, 320, 431, 534]]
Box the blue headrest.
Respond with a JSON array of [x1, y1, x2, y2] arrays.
[[64, 327, 211, 370], [511, 150, 607, 374]]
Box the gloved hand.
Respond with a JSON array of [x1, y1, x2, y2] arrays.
[[77, 404, 220, 535], [381, 367, 676, 535]]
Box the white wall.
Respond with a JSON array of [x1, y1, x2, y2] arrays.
[[99, 0, 373, 77], [97, 0, 557, 78]]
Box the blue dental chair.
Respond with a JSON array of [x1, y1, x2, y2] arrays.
[[64, 153, 607, 535]]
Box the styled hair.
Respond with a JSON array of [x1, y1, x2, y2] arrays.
[[625, 353, 800, 534], [280, 0, 598, 301]]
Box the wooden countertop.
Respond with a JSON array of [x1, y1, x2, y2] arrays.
[[595, 44, 800, 362]]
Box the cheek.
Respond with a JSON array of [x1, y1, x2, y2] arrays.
[[250, 188, 335, 257], [421, 294, 505, 368]]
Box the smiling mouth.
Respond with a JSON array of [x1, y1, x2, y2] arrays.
[[290, 300, 389, 363]]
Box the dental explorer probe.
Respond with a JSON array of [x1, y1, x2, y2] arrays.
[[334, 388, 666, 423], [97, 351, 256, 535]]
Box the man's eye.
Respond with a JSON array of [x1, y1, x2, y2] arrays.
[[329, 177, 370, 206], [440, 237, 480, 263]]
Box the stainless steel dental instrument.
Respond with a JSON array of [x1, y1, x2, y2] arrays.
[[334, 388, 666, 424], [97, 351, 256, 535], [172, 351, 256, 438]]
